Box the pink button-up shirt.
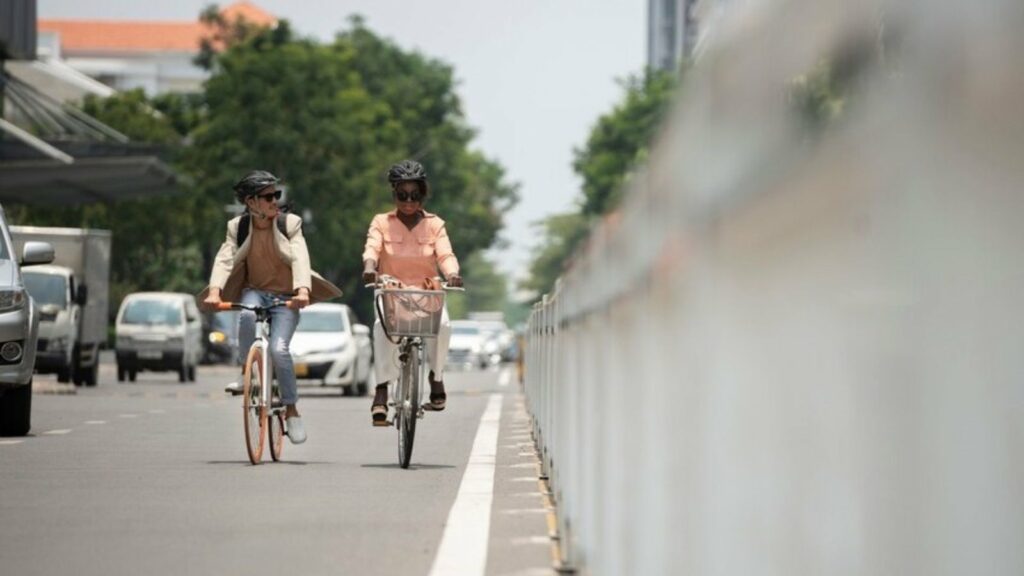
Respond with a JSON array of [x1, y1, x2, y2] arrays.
[[362, 210, 460, 288]]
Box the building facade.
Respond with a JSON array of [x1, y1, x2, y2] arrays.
[[36, 1, 276, 96]]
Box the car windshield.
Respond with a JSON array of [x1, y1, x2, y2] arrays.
[[296, 310, 347, 333], [122, 300, 182, 326], [452, 325, 480, 336], [22, 272, 67, 307]]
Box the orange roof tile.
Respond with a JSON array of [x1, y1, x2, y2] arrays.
[[38, 1, 277, 54], [220, 1, 278, 27]]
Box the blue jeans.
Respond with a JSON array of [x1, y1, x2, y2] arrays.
[[237, 289, 300, 406]]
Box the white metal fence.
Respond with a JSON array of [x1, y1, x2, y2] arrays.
[[525, 0, 1024, 574]]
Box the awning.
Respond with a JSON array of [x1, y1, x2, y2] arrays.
[[0, 62, 187, 205], [0, 156, 184, 204]]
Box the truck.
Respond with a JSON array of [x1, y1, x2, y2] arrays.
[[9, 227, 112, 387]]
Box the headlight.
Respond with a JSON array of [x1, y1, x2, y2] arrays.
[[49, 337, 68, 352], [0, 289, 26, 313], [209, 331, 227, 344]]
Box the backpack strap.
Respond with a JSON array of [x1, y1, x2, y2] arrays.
[[236, 214, 251, 247], [235, 213, 296, 247]]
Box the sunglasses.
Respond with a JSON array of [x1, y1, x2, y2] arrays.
[[256, 190, 282, 202], [394, 190, 424, 203]]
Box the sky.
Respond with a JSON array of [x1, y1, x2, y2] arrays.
[[38, 0, 648, 285]]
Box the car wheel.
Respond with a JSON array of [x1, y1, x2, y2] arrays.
[[84, 362, 98, 387], [0, 382, 32, 436], [117, 364, 126, 382], [129, 369, 137, 382]]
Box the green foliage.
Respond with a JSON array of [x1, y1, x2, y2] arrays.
[[520, 212, 589, 299], [186, 17, 517, 319], [10, 15, 518, 324], [573, 68, 678, 216], [446, 252, 508, 320], [522, 67, 679, 299], [7, 90, 206, 321]]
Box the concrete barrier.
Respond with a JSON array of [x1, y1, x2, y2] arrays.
[[525, 0, 1024, 574]]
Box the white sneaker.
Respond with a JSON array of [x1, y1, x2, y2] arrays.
[[224, 381, 243, 395], [286, 416, 307, 444]]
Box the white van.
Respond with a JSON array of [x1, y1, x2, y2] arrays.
[[114, 292, 202, 382]]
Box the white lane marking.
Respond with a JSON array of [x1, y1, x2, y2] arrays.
[[428, 393, 503, 576], [118, 414, 138, 419], [499, 508, 552, 515], [43, 429, 72, 435], [84, 420, 107, 425], [510, 536, 552, 546], [0, 440, 24, 445], [147, 409, 166, 414], [498, 367, 511, 387]]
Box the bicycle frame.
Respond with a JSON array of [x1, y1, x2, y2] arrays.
[[367, 275, 462, 468], [217, 299, 290, 464]]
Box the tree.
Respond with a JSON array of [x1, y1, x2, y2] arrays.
[[520, 212, 589, 299], [522, 67, 679, 298], [185, 15, 517, 320], [573, 68, 678, 216], [446, 252, 508, 320]]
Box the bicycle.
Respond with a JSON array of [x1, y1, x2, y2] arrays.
[[369, 275, 462, 468], [216, 298, 293, 465]]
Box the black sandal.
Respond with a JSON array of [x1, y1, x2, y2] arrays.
[[422, 392, 446, 412], [371, 384, 390, 426], [371, 403, 390, 425]]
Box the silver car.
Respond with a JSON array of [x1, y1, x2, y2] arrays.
[[0, 205, 55, 436]]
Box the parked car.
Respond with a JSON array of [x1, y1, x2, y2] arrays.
[[290, 303, 372, 396], [0, 206, 55, 436], [115, 292, 203, 383], [202, 309, 239, 364], [447, 320, 493, 369]]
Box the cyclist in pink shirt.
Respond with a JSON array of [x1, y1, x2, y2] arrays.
[[362, 160, 464, 425]]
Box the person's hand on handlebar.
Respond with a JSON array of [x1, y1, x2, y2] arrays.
[[362, 259, 378, 285], [202, 288, 223, 312], [290, 287, 310, 309], [446, 274, 463, 288]]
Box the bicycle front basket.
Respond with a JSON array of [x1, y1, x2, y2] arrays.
[[376, 289, 445, 338]]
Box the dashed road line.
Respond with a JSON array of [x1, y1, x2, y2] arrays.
[[84, 420, 107, 425], [43, 429, 72, 435], [118, 414, 138, 419], [498, 367, 512, 387], [147, 409, 166, 414], [0, 439, 24, 445]]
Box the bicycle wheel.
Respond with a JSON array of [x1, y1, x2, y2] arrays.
[[268, 382, 285, 462], [242, 345, 267, 464], [397, 345, 420, 469]]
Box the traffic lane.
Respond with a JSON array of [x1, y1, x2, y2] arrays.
[[2, 367, 498, 576]]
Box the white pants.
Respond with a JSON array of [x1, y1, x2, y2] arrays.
[[373, 305, 451, 385]]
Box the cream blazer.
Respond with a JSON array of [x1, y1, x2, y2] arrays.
[[198, 213, 342, 304]]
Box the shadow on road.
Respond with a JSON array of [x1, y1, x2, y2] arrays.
[[360, 463, 456, 470], [205, 460, 329, 466]]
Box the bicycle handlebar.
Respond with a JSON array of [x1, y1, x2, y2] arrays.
[[364, 274, 464, 292], [214, 299, 295, 312]]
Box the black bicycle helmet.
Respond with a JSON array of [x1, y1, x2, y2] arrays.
[[233, 170, 280, 203], [387, 160, 427, 184]]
